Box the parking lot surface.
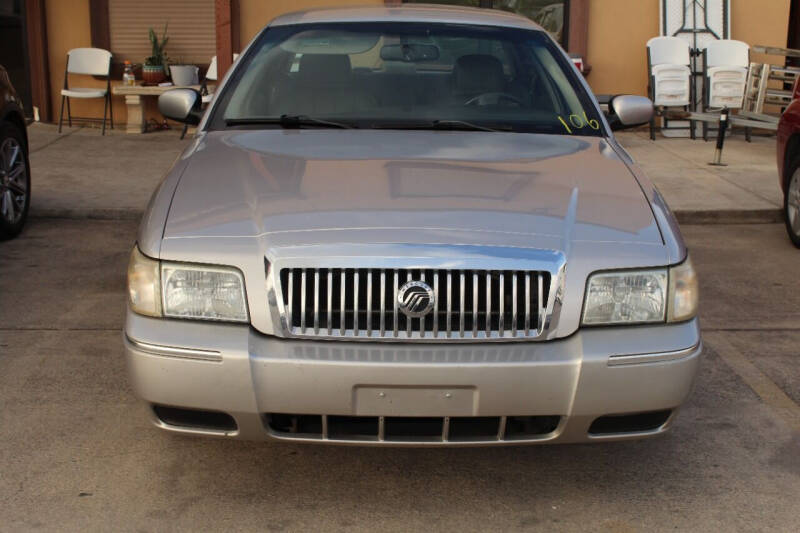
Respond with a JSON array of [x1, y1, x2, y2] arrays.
[[1, 219, 798, 532]]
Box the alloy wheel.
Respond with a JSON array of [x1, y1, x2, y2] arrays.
[[0, 136, 27, 225], [788, 169, 800, 239]]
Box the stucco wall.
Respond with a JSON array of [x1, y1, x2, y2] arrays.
[[584, 0, 791, 97], [41, 0, 792, 126]]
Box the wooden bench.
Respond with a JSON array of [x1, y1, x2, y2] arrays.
[[111, 84, 213, 134]]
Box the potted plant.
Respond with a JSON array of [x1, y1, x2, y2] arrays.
[[142, 24, 169, 84]]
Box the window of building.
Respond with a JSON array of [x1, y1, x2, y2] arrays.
[[404, 0, 569, 47], [108, 0, 215, 65]]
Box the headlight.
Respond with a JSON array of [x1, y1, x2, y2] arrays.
[[126, 246, 249, 323], [127, 246, 162, 317], [581, 257, 698, 326], [667, 257, 698, 322], [162, 263, 248, 322], [582, 269, 668, 325]]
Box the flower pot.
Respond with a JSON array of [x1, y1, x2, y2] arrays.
[[169, 65, 199, 87], [142, 65, 166, 84]]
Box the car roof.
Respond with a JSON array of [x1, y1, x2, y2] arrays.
[[270, 4, 544, 32]]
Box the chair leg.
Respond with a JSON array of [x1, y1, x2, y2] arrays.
[[649, 111, 657, 141], [102, 94, 109, 135], [109, 94, 114, 130], [180, 123, 188, 140], [66, 97, 72, 127], [58, 95, 65, 133]]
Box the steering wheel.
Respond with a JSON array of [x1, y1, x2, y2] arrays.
[[463, 92, 524, 107]]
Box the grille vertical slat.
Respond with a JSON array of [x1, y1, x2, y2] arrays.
[[433, 272, 439, 337], [498, 272, 505, 336], [485, 272, 492, 337], [340, 270, 346, 335], [393, 270, 399, 338], [366, 270, 373, 337], [512, 273, 518, 337], [327, 270, 333, 335], [280, 267, 550, 341], [406, 271, 413, 338], [538, 273, 544, 333], [353, 270, 360, 336], [446, 271, 453, 338], [380, 270, 386, 337], [287, 272, 294, 331], [300, 269, 307, 333], [459, 271, 465, 338], [472, 272, 478, 338], [314, 268, 319, 335], [525, 272, 531, 335]]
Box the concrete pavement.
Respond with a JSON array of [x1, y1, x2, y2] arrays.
[[1, 218, 798, 531], [26, 123, 784, 224]]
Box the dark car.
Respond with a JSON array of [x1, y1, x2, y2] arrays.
[[0, 64, 30, 240], [777, 77, 800, 248]]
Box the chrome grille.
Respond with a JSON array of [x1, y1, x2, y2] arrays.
[[277, 268, 552, 341]]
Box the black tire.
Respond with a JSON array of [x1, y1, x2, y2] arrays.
[[0, 120, 30, 240], [785, 153, 800, 249]]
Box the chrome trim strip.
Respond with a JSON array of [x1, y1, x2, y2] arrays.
[[607, 342, 701, 366], [125, 335, 222, 362]]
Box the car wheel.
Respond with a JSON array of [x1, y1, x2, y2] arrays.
[[0, 121, 30, 240]]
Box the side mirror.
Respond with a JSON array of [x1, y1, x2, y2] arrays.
[[158, 89, 202, 125], [605, 95, 654, 131]]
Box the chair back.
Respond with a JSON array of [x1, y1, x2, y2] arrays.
[[205, 53, 240, 82], [705, 40, 750, 68], [67, 48, 112, 76], [647, 36, 690, 67]]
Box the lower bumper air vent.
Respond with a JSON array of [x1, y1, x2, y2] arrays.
[[153, 405, 237, 432], [588, 410, 672, 435]]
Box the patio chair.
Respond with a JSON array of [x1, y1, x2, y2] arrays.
[[180, 54, 239, 139], [701, 40, 750, 140], [58, 48, 113, 135], [647, 36, 692, 140]]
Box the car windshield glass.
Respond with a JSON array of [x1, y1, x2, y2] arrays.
[[212, 22, 603, 136]]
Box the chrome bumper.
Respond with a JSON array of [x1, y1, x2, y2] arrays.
[[123, 310, 702, 445]]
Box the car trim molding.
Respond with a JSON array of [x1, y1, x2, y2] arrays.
[[125, 335, 223, 362]]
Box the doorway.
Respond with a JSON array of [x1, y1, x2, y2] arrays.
[[0, 0, 32, 117]]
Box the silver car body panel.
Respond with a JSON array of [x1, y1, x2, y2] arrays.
[[125, 311, 702, 444], [129, 5, 699, 444]]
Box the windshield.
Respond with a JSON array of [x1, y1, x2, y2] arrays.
[[211, 22, 603, 136]]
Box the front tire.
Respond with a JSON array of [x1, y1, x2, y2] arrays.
[[0, 121, 30, 240]]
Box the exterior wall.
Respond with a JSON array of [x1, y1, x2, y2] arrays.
[[46, 0, 135, 126], [584, 0, 791, 97], [238, 0, 384, 45], [39, 0, 793, 126]]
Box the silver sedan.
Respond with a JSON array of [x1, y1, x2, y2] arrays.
[[124, 5, 700, 445]]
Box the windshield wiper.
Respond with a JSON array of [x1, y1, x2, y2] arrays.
[[370, 120, 509, 132], [225, 115, 354, 129], [430, 120, 508, 132]]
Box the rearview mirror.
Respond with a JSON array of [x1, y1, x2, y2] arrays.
[[158, 89, 202, 125], [380, 44, 440, 62], [605, 95, 654, 131]]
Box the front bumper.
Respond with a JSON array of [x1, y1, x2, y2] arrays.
[[123, 310, 702, 445]]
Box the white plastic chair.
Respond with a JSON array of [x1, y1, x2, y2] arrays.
[[58, 48, 113, 135], [704, 40, 750, 109], [647, 36, 692, 107]]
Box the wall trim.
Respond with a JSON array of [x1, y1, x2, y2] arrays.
[[25, 0, 51, 122]]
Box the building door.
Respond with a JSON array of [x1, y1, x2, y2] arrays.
[[0, 0, 32, 117]]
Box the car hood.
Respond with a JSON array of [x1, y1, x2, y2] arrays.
[[164, 130, 663, 250]]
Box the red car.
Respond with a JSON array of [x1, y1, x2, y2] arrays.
[[777, 77, 800, 247]]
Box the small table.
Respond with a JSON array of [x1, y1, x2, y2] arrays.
[[112, 84, 212, 134]]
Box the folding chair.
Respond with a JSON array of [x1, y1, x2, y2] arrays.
[[58, 48, 114, 135], [180, 54, 239, 139], [702, 40, 750, 140], [647, 36, 692, 140]]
